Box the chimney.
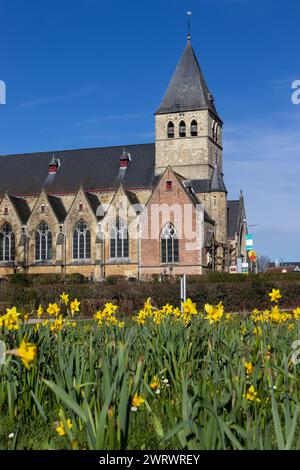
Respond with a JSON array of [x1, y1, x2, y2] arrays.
[[120, 149, 131, 169]]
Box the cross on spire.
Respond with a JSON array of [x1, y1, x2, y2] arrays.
[[187, 11, 192, 41]]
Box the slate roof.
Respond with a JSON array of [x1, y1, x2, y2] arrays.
[[0, 143, 156, 196], [125, 190, 140, 206], [227, 200, 240, 238], [85, 192, 101, 216], [156, 41, 220, 118], [210, 163, 227, 193], [174, 172, 215, 225], [9, 195, 31, 224], [47, 195, 67, 223], [190, 179, 211, 193]]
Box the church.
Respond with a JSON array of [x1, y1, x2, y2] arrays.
[[0, 39, 247, 279]]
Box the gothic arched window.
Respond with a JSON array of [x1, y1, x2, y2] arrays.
[[73, 220, 91, 260], [191, 119, 198, 137], [35, 222, 52, 261], [110, 218, 129, 259], [212, 121, 219, 142], [167, 121, 174, 139], [0, 223, 15, 262], [212, 121, 216, 139], [179, 120, 186, 138], [161, 223, 179, 263]]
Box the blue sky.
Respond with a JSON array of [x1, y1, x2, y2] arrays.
[[0, 0, 300, 261]]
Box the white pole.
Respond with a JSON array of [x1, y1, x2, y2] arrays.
[[183, 274, 187, 303], [180, 276, 183, 312]]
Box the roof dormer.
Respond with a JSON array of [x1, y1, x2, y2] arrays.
[[119, 149, 131, 169], [48, 155, 61, 174]]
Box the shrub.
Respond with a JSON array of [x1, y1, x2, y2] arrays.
[[1, 273, 300, 315]]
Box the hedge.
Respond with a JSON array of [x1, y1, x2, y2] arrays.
[[0, 273, 300, 317]]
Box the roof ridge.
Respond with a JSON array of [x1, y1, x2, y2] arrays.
[[0, 142, 155, 159]]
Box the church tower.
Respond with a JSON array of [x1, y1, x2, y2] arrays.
[[155, 40, 223, 180]]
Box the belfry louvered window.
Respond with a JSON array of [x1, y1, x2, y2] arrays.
[[179, 120, 186, 137], [35, 222, 52, 261], [0, 223, 15, 262], [110, 218, 129, 259], [161, 223, 179, 263], [191, 119, 198, 136], [73, 220, 91, 260], [167, 121, 174, 138]]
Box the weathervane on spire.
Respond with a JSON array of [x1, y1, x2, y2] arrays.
[[187, 11, 192, 41]]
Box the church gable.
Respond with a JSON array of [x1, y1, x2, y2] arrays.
[[142, 166, 200, 239], [99, 184, 140, 237], [140, 167, 206, 275], [27, 190, 63, 232], [64, 187, 99, 230], [0, 193, 29, 230]]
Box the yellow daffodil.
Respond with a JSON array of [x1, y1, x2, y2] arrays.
[[269, 289, 282, 303], [150, 375, 160, 391], [204, 302, 224, 324], [132, 394, 145, 409], [10, 338, 37, 369], [37, 305, 43, 318], [240, 326, 247, 336], [244, 361, 254, 375], [243, 385, 261, 403], [0, 307, 21, 330], [70, 299, 80, 315], [55, 418, 73, 436], [293, 308, 300, 320], [94, 303, 124, 328], [181, 298, 197, 316], [60, 292, 69, 306], [50, 315, 65, 334], [47, 303, 60, 317], [253, 326, 262, 336]]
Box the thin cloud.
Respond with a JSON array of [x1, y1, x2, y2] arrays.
[[268, 78, 296, 90], [73, 112, 150, 128], [19, 84, 99, 108], [224, 111, 300, 259], [82, 131, 155, 141]]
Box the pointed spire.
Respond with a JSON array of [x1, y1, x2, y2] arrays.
[[210, 158, 227, 193], [156, 41, 220, 118]]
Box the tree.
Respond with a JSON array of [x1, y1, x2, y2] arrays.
[[257, 254, 270, 273]]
